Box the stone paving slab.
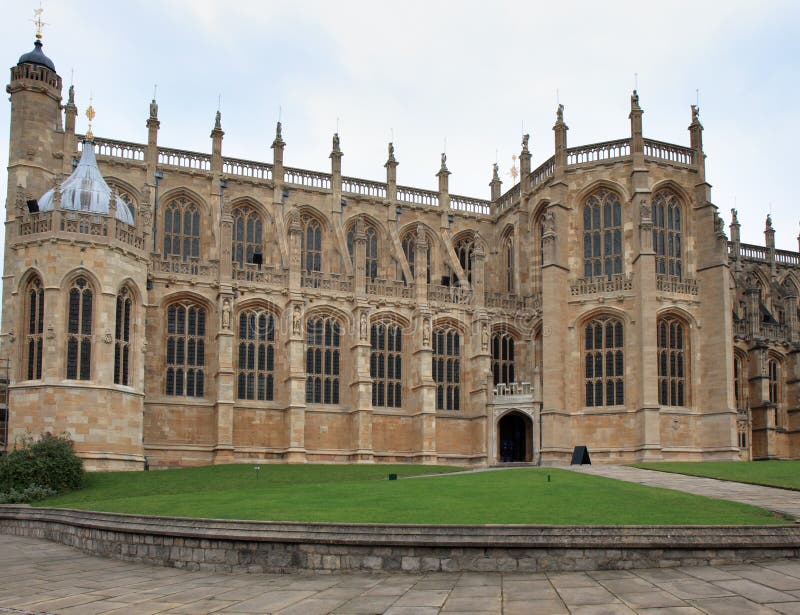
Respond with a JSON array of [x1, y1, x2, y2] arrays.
[[567, 464, 800, 519], [3, 535, 800, 614]]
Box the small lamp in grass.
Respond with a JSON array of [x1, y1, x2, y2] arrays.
[[388, 473, 398, 481], [254, 465, 261, 480]]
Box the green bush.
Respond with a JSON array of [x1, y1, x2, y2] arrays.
[[0, 484, 58, 504], [0, 432, 84, 498]]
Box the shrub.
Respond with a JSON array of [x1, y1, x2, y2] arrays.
[[0, 432, 84, 497], [0, 484, 58, 504]]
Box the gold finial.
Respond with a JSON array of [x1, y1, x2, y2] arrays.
[[508, 153, 519, 183], [32, 5, 46, 40], [85, 96, 95, 140]]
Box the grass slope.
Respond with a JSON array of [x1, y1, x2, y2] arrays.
[[35, 465, 787, 525], [633, 460, 800, 491]]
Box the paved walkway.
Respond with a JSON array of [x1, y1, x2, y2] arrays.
[[2, 534, 800, 614], [567, 465, 800, 520]]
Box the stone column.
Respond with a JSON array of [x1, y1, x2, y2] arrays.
[[519, 134, 531, 194], [414, 224, 429, 304], [145, 99, 160, 254], [353, 218, 366, 297], [62, 85, 77, 175], [413, 308, 436, 463], [385, 142, 398, 202], [765, 215, 776, 281], [330, 133, 343, 218], [350, 305, 374, 462], [214, 292, 235, 464], [552, 105, 568, 175], [438, 153, 451, 230]]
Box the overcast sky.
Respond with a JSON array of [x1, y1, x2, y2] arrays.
[[1, 0, 798, 253]]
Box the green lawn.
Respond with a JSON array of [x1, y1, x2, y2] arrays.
[[633, 460, 800, 491], [34, 464, 788, 525]]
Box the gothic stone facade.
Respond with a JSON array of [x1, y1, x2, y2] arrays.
[[3, 43, 798, 470]]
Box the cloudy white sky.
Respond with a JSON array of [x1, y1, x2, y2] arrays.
[[1, 0, 798, 251]]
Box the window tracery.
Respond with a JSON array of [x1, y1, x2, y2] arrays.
[[584, 315, 624, 407], [237, 309, 275, 401], [24, 276, 44, 380], [653, 190, 682, 278], [370, 322, 402, 408], [583, 189, 622, 279], [232, 205, 263, 267], [166, 302, 205, 397], [66, 277, 93, 380], [305, 315, 340, 404], [491, 331, 515, 386], [114, 287, 132, 386], [433, 326, 460, 410], [164, 197, 200, 260], [658, 316, 687, 406]]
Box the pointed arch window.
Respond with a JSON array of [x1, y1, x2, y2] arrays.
[[164, 197, 200, 260], [371, 323, 402, 408], [653, 190, 682, 278], [768, 357, 782, 426], [66, 277, 93, 380], [166, 302, 206, 397], [658, 316, 687, 406], [583, 189, 622, 279], [232, 205, 263, 267], [347, 223, 379, 280], [24, 276, 44, 380], [454, 236, 474, 284], [402, 232, 430, 283], [301, 215, 322, 274], [114, 287, 132, 386], [492, 332, 515, 386], [305, 316, 340, 404], [734, 354, 746, 411], [501, 231, 514, 292], [584, 315, 624, 407], [433, 326, 460, 410], [236, 309, 276, 401]]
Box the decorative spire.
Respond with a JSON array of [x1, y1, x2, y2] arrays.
[[32, 5, 46, 40], [85, 96, 95, 140]]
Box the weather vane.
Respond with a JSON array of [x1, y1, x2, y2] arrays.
[[508, 154, 518, 183], [86, 96, 96, 140], [32, 4, 47, 40]]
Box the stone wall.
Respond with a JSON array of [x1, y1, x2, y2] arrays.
[[1, 506, 798, 574]]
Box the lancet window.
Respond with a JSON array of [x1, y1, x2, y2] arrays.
[[306, 316, 340, 404], [347, 223, 379, 280], [232, 205, 263, 267], [237, 309, 275, 401], [301, 215, 322, 274], [657, 316, 687, 406], [114, 287, 132, 386], [166, 302, 206, 397], [584, 315, 624, 407], [371, 323, 402, 408], [491, 332, 515, 386], [24, 276, 44, 380], [66, 277, 93, 380], [454, 236, 474, 284], [163, 197, 200, 260], [583, 189, 622, 279], [433, 326, 460, 410], [653, 190, 682, 278], [501, 231, 514, 292]]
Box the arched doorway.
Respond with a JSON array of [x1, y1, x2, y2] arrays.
[[497, 411, 533, 462]]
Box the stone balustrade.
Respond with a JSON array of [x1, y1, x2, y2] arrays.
[[570, 274, 633, 297], [428, 284, 472, 305], [15, 210, 145, 252], [656, 275, 699, 296], [365, 278, 414, 299], [567, 139, 630, 166]]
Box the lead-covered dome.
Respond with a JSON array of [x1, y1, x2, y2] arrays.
[[17, 39, 55, 72], [38, 142, 134, 225]]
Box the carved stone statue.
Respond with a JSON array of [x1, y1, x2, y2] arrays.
[[214, 110, 222, 131], [388, 141, 395, 161], [492, 162, 499, 181], [522, 133, 530, 152], [149, 98, 158, 119], [422, 317, 431, 346], [68, 85, 75, 105], [292, 305, 302, 335], [360, 313, 368, 341], [542, 210, 556, 235], [640, 199, 651, 221], [714, 212, 724, 234], [222, 298, 231, 330], [103, 329, 113, 344], [332, 132, 340, 153], [766, 214, 773, 230], [556, 103, 564, 123], [481, 323, 489, 351], [731, 208, 739, 225], [691, 104, 700, 124]]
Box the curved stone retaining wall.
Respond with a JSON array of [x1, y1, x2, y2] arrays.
[[1, 506, 798, 574]]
